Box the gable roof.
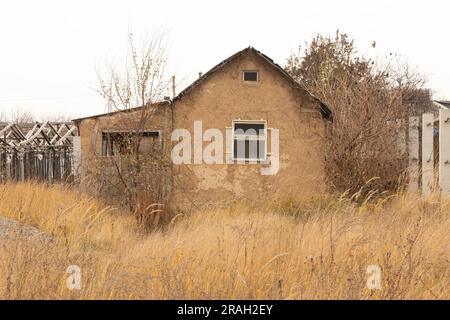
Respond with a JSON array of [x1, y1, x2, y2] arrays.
[[173, 46, 332, 121], [73, 46, 332, 122]]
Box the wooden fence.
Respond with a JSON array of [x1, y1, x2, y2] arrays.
[[408, 109, 450, 195], [0, 122, 79, 183], [0, 147, 73, 183]]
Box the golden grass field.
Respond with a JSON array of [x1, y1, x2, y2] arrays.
[[0, 182, 448, 299]]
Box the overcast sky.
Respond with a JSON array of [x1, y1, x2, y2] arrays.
[[0, 0, 449, 120]]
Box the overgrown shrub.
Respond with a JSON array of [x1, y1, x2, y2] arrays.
[[286, 31, 433, 196]]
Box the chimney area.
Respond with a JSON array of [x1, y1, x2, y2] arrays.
[[172, 75, 176, 99]]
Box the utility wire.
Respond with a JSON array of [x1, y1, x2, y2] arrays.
[[0, 94, 99, 103]]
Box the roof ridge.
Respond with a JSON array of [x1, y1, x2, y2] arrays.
[[74, 47, 333, 122]]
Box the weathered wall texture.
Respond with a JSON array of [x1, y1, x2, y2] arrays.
[[76, 104, 172, 204], [77, 105, 171, 173], [76, 49, 328, 212], [171, 51, 327, 211]]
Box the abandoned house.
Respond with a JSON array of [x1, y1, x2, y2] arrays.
[[73, 47, 333, 212]]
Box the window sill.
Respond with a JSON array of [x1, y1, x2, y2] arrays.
[[231, 158, 269, 165]]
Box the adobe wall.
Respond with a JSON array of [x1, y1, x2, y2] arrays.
[[76, 51, 328, 212], [170, 51, 327, 211], [76, 105, 172, 201]]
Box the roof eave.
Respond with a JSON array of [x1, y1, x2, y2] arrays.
[[72, 101, 170, 122]]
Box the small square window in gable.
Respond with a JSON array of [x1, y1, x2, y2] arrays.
[[243, 70, 259, 83]]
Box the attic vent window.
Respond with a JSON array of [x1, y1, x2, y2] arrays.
[[243, 71, 259, 82]]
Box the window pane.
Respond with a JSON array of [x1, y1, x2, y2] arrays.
[[142, 131, 159, 138], [139, 134, 160, 154], [101, 133, 108, 156], [234, 138, 265, 161], [243, 71, 258, 81], [234, 123, 265, 137]]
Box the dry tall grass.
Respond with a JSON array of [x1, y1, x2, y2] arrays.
[[0, 182, 448, 299]]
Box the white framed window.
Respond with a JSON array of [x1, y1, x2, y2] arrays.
[[243, 70, 259, 82], [232, 120, 267, 162]]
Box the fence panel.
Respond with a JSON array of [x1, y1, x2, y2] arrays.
[[422, 113, 434, 196], [0, 148, 74, 183], [0, 122, 77, 184], [439, 109, 450, 195], [408, 117, 419, 193]]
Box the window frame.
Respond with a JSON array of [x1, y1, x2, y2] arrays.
[[100, 129, 162, 157], [231, 120, 267, 163], [242, 70, 259, 83]]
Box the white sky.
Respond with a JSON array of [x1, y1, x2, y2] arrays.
[[0, 0, 449, 120]]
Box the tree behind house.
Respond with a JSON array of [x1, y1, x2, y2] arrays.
[[286, 31, 430, 196]]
